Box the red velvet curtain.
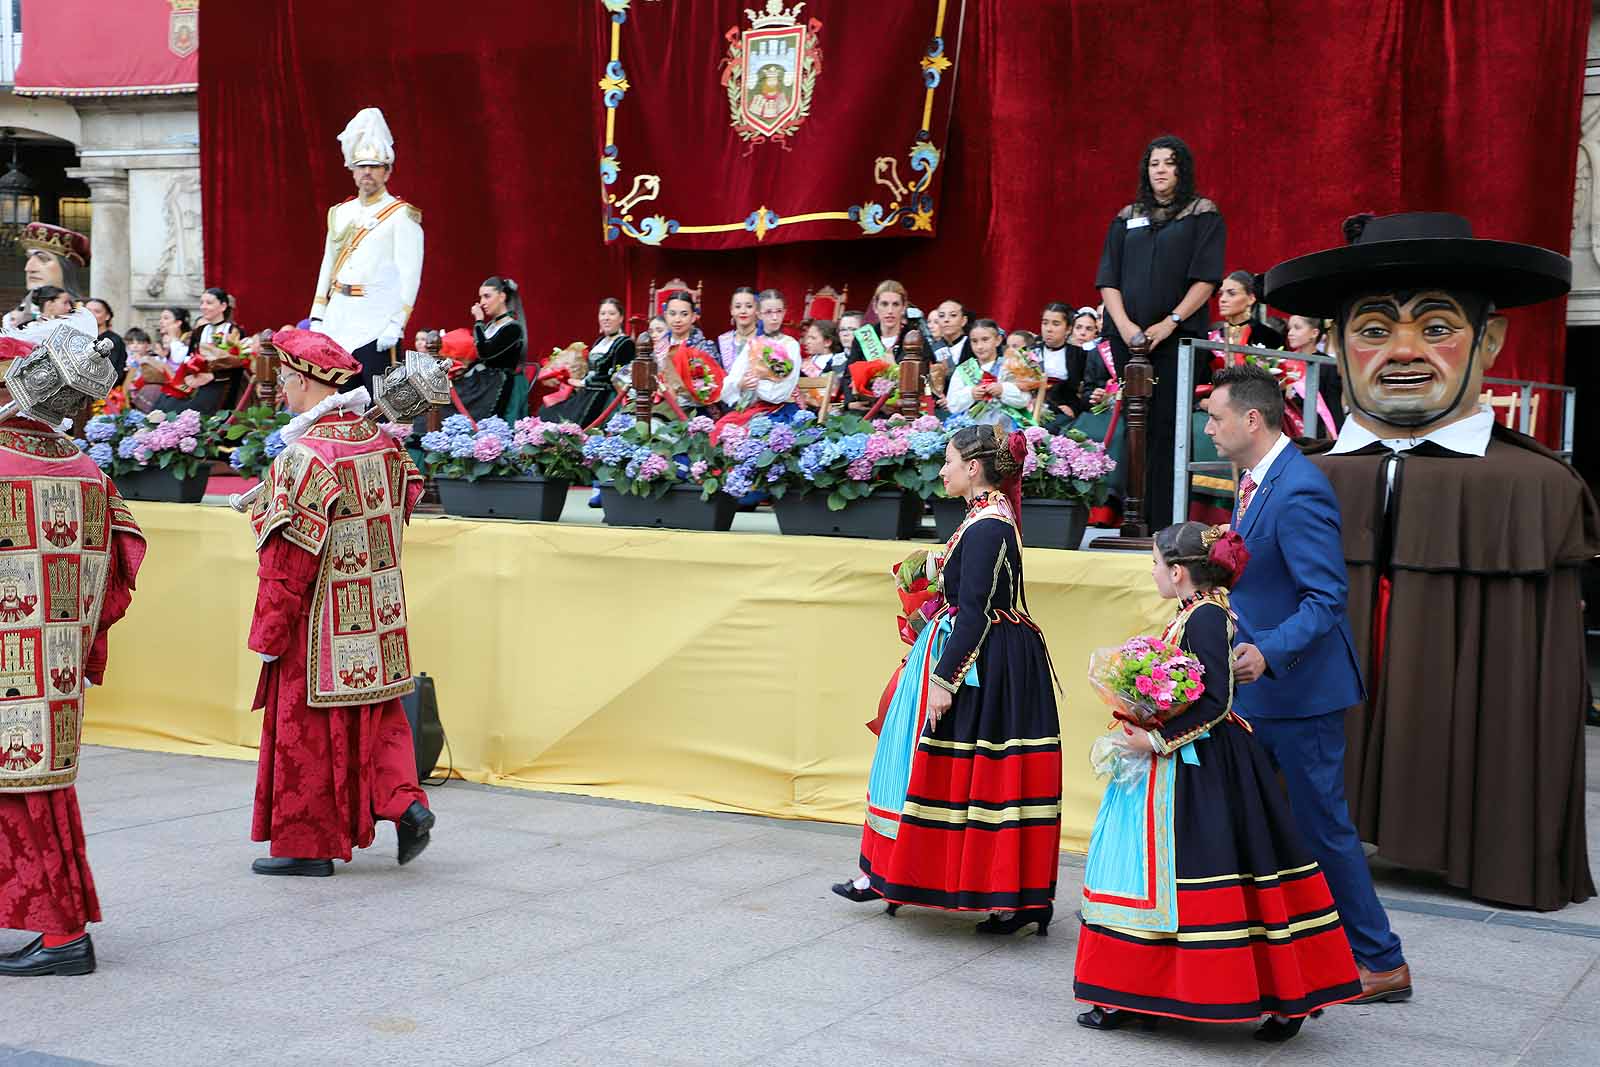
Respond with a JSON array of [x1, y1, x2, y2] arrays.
[[202, 1, 1586, 383]]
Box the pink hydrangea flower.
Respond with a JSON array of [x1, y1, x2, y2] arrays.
[[1022, 451, 1039, 476], [911, 414, 942, 432], [178, 436, 197, 454], [1023, 425, 1049, 445], [639, 454, 670, 480], [847, 457, 873, 480], [472, 435, 505, 462], [689, 460, 708, 479]]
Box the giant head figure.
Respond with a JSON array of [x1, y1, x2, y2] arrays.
[[18, 222, 89, 299], [1264, 213, 1570, 439]]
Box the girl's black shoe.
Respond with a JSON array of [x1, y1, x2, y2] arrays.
[[975, 904, 1052, 936], [1077, 1006, 1134, 1031], [831, 880, 882, 903]]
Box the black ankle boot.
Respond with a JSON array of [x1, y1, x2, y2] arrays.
[[976, 904, 1053, 937]]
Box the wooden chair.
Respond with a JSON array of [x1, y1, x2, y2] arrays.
[[796, 371, 838, 421], [801, 284, 848, 324], [1481, 390, 1540, 437], [634, 277, 704, 331]]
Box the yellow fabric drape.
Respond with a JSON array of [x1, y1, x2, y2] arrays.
[[87, 503, 1169, 851]]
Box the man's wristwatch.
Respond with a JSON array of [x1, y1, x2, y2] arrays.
[[1169, 313, 1182, 324]]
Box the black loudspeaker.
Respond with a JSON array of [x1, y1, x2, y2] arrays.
[[400, 672, 445, 783]]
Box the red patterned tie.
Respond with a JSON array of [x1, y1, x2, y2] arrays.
[[1236, 471, 1258, 519]]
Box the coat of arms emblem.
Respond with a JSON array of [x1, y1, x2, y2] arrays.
[[168, 0, 199, 59], [721, 1, 824, 145]]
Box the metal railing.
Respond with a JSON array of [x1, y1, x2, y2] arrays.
[[1173, 337, 1577, 524]]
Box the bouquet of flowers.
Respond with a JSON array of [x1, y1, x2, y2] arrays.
[[78, 408, 228, 479], [1001, 347, 1046, 391], [848, 359, 898, 405], [1090, 377, 1121, 415], [1086, 635, 1207, 784], [750, 337, 794, 380], [659, 345, 724, 407], [420, 413, 589, 484], [1018, 426, 1117, 507], [581, 412, 727, 500], [1088, 636, 1207, 726], [222, 405, 294, 480], [892, 547, 944, 645]]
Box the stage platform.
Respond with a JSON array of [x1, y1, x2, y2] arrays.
[[87, 501, 1168, 850]]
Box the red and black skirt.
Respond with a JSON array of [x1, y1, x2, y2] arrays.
[[1074, 720, 1363, 1022], [861, 615, 1062, 911]]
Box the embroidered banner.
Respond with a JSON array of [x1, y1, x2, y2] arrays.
[[593, 0, 965, 249]]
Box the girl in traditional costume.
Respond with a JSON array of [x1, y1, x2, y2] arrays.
[[1073, 522, 1361, 1041], [1282, 314, 1342, 439], [845, 281, 909, 410], [833, 425, 1062, 933], [715, 289, 800, 436], [716, 287, 760, 372], [944, 319, 1035, 428]]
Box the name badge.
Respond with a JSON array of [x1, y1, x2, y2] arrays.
[[1126, 217, 1150, 229]]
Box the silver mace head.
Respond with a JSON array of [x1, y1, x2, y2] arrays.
[[371, 349, 452, 423], [2, 326, 119, 426]]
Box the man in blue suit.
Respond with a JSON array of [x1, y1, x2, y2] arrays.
[[1205, 363, 1410, 1004]]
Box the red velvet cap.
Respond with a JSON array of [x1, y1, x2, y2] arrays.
[[271, 328, 361, 386], [20, 222, 90, 267]]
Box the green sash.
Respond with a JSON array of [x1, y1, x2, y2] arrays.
[[856, 323, 888, 363]]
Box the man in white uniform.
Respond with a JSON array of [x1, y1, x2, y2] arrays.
[[309, 107, 425, 392]]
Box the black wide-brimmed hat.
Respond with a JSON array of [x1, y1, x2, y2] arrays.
[[1263, 212, 1570, 318]]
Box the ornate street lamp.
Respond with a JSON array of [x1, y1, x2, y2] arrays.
[[0, 131, 37, 230]]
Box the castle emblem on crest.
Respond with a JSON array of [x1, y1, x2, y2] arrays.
[[721, 1, 824, 145]]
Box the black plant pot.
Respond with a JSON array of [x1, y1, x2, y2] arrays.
[[931, 496, 965, 542], [600, 484, 736, 531], [1020, 499, 1089, 550], [435, 474, 571, 521], [774, 490, 923, 540], [115, 468, 209, 503]]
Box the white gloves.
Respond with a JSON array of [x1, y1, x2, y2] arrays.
[[375, 323, 403, 352]]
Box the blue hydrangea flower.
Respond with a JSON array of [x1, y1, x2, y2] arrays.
[[88, 442, 114, 469], [228, 448, 246, 470], [766, 463, 786, 483], [943, 413, 974, 432], [449, 435, 477, 459], [420, 430, 451, 453], [122, 411, 147, 430], [791, 410, 817, 428], [723, 463, 757, 498], [116, 437, 139, 459], [748, 416, 773, 437], [734, 437, 765, 462], [441, 414, 475, 436], [582, 435, 605, 460], [909, 431, 946, 459], [84, 417, 119, 443], [598, 436, 634, 466], [837, 433, 869, 461], [766, 425, 796, 453], [478, 416, 514, 442], [605, 412, 637, 434], [263, 430, 286, 458]]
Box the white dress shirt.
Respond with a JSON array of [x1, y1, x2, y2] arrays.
[[1328, 405, 1495, 458], [1241, 432, 1293, 493]]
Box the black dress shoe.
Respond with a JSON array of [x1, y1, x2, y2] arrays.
[[1255, 1014, 1307, 1042], [252, 857, 335, 877], [831, 880, 882, 902], [1077, 1006, 1141, 1031], [976, 904, 1053, 937], [397, 801, 435, 866], [0, 934, 95, 977], [0, 936, 41, 961]]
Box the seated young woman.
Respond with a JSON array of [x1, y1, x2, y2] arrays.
[[1037, 302, 1085, 423], [715, 286, 760, 372], [944, 319, 1035, 428], [798, 318, 847, 414], [844, 281, 908, 411], [714, 288, 800, 437], [121, 327, 168, 413]]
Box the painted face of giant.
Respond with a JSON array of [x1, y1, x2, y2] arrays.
[[25, 251, 63, 290], [1334, 289, 1507, 432]]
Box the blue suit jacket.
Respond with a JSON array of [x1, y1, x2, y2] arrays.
[[1228, 444, 1366, 719]]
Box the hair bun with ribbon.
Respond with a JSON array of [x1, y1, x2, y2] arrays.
[[1203, 526, 1251, 587]]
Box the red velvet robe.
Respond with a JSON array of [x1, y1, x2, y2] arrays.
[[248, 525, 427, 862], [0, 531, 141, 935]]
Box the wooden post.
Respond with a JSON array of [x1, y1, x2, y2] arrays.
[[253, 330, 278, 408], [422, 330, 444, 433], [1090, 349, 1155, 550], [631, 330, 656, 426], [898, 329, 924, 419]]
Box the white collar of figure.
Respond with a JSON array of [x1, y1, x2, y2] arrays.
[[282, 386, 371, 446]]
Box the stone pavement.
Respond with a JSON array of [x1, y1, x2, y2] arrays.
[[3, 739, 1598, 1067]]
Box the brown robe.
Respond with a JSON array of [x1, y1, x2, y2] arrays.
[[1308, 425, 1598, 910]]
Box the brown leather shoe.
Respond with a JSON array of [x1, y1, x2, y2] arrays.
[[1354, 962, 1413, 1004]]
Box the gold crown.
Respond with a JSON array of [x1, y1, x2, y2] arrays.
[[19, 222, 89, 266]]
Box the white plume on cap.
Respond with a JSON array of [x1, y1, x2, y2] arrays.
[[2, 307, 99, 344], [338, 107, 396, 168]]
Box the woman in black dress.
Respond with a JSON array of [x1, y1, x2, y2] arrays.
[[1096, 135, 1226, 528], [1208, 270, 1285, 353], [834, 425, 1062, 931], [565, 296, 635, 427], [457, 275, 526, 420]]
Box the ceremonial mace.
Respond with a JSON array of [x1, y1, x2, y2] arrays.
[[228, 349, 453, 513], [1, 324, 119, 424]]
